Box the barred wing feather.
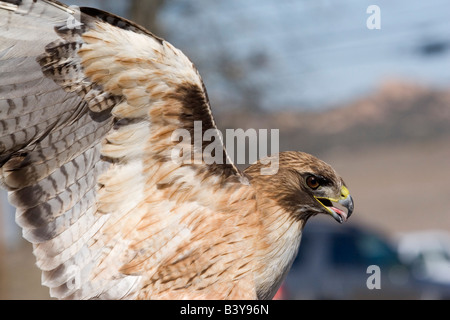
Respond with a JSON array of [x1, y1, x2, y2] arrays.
[[0, 0, 257, 300]]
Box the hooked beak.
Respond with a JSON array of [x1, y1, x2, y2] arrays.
[[315, 186, 354, 224]]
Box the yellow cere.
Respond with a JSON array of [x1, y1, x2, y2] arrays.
[[340, 186, 350, 199]]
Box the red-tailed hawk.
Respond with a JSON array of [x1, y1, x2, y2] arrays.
[[0, 0, 354, 299]]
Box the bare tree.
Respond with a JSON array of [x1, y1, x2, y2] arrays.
[[129, 0, 165, 35]]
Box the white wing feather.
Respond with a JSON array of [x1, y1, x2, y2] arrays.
[[0, 0, 255, 300]]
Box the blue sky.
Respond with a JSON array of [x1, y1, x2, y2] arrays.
[[66, 0, 450, 110], [159, 0, 450, 110]]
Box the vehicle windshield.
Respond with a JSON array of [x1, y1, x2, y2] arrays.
[[331, 232, 400, 267]]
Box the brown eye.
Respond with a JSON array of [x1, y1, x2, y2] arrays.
[[306, 176, 320, 190]]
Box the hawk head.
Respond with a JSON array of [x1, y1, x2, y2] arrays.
[[244, 151, 354, 224]]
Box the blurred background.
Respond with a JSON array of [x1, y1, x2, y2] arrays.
[[1, 0, 450, 299]]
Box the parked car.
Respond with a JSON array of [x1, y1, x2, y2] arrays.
[[281, 218, 450, 299], [396, 230, 450, 285]]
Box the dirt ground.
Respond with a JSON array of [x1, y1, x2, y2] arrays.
[[323, 137, 450, 236]]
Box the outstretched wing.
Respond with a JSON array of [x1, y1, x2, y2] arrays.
[[0, 0, 257, 299]]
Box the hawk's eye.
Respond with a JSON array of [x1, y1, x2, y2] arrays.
[[306, 176, 320, 190]]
